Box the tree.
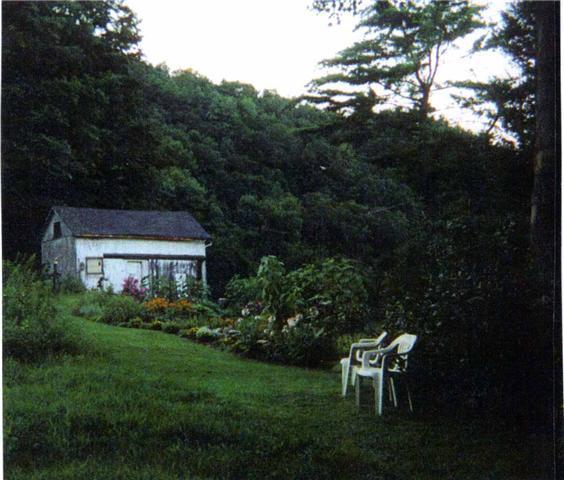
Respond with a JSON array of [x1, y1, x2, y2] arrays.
[[530, 1, 559, 301], [309, 0, 484, 120], [452, 2, 536, 149], [2, 0, 141, 256]]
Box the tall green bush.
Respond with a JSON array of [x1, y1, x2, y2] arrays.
[[98, 295, 142, 325], [254, 256, 369, 335], [226, 255, 370, 366], [379, 215, 535, 412], [3, 257, 80, 362], [224, 274, 261, 312]]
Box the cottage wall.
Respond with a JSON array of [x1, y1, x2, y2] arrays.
[[41, 212, 77, 278], [75, 237, 207, 290]]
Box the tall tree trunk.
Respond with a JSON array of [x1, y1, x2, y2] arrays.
[[531, 1, 560, 303], [419, 85, 431, 122], [528, 0, 560, 436]]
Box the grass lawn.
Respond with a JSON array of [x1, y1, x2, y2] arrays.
[[4, 295, 554, 479]]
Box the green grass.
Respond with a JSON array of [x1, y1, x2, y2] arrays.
[[4, 295, 554, 479]]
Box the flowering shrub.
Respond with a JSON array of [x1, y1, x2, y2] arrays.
[[218, 317, 238, 328], [122, 276, 148, 301], [195, 326, 221, 342], [143, 297, 171, 312], [172, 299, 193, 312], [182, 327, 200, 339]]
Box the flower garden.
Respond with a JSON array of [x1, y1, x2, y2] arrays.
[[74, 256, 374, 367]]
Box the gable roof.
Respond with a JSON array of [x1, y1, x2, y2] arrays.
[[48, 206, 211, 241]]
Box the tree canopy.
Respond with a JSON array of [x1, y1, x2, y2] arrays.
[[309, 0, 484, 119]]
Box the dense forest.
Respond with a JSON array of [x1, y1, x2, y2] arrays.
[[2, 1, 558, 423]]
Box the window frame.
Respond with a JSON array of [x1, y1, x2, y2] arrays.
[[85, 257, 104, 275], [53, 221, 62, 239]]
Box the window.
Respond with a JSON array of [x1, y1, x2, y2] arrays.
[[53, 221, 62, 239], [86, 257, 103, 275]]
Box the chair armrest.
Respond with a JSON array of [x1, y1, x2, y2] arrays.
[[349, 342, 380, 361], [351, 331, 387, 361], [350, 341, 380, 349], [360, 343, 398, 368]]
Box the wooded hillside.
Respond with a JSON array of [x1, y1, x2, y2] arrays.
[[2, 1, 558, 421]]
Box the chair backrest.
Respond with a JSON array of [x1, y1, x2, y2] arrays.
[[386, 333, 417, 372]]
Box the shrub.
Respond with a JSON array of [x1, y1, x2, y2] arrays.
[[224, 256, 369, 366], [60, 275, 86, 294], [224, 274, 261, 312], [162, 323, 180, 334], [77, 303, 103, 319], [150, 320, 163, 331], [98, 295, 142, 325], [285, 258, 369, 336], [377, 215, 542, 414], [178, 276, 210, 302], [128, 317, 142, 328], [191, 302, 222, 319], [144, 276, 178, 301], [3, 257, 81, 362], [143, 297, 171, 312], [249, 255, 369, 336], [171, 299, 193, 313], [256, 256, 291, 321], [233, 315, 269, 356], [74, 290, 112, 319], [274, 324, 335, 367], [195, 326, 221, 342], [181, 326, 200, 339], [122, 276, 148, 301]]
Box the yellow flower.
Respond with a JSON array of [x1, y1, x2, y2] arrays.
[[172, 299, 193, 311], [143, 297, 170, 311]]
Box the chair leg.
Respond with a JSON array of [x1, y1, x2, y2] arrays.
[[406, 380, 414, 413], [390, 377, 398, 408], [341, 364, 349, 397], [374, 374, 384, 416], [355, 374, 361, 410]]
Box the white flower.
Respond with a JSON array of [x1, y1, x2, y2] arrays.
[[287, 314, 303, 328]]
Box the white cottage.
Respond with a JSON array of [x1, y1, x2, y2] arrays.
[[41, 206, 212, 291]]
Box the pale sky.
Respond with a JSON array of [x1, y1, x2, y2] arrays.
[[126, 0, 517, 134]]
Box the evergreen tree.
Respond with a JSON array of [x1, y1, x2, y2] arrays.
[[309, 0, 484, 119]]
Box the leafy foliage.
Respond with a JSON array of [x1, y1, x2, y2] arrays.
[[452, 2, 536, 148], [309, 0, 484, 118], [121, 275, 148, 301], [60, 275, 87, 294], [3, 257, 81, 361], [97, 295, 142, 325], [254, 255, 369, 336]]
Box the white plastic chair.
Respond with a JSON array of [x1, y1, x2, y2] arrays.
[[353, 333, 417, 415], [339, 331, 387, 397]]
